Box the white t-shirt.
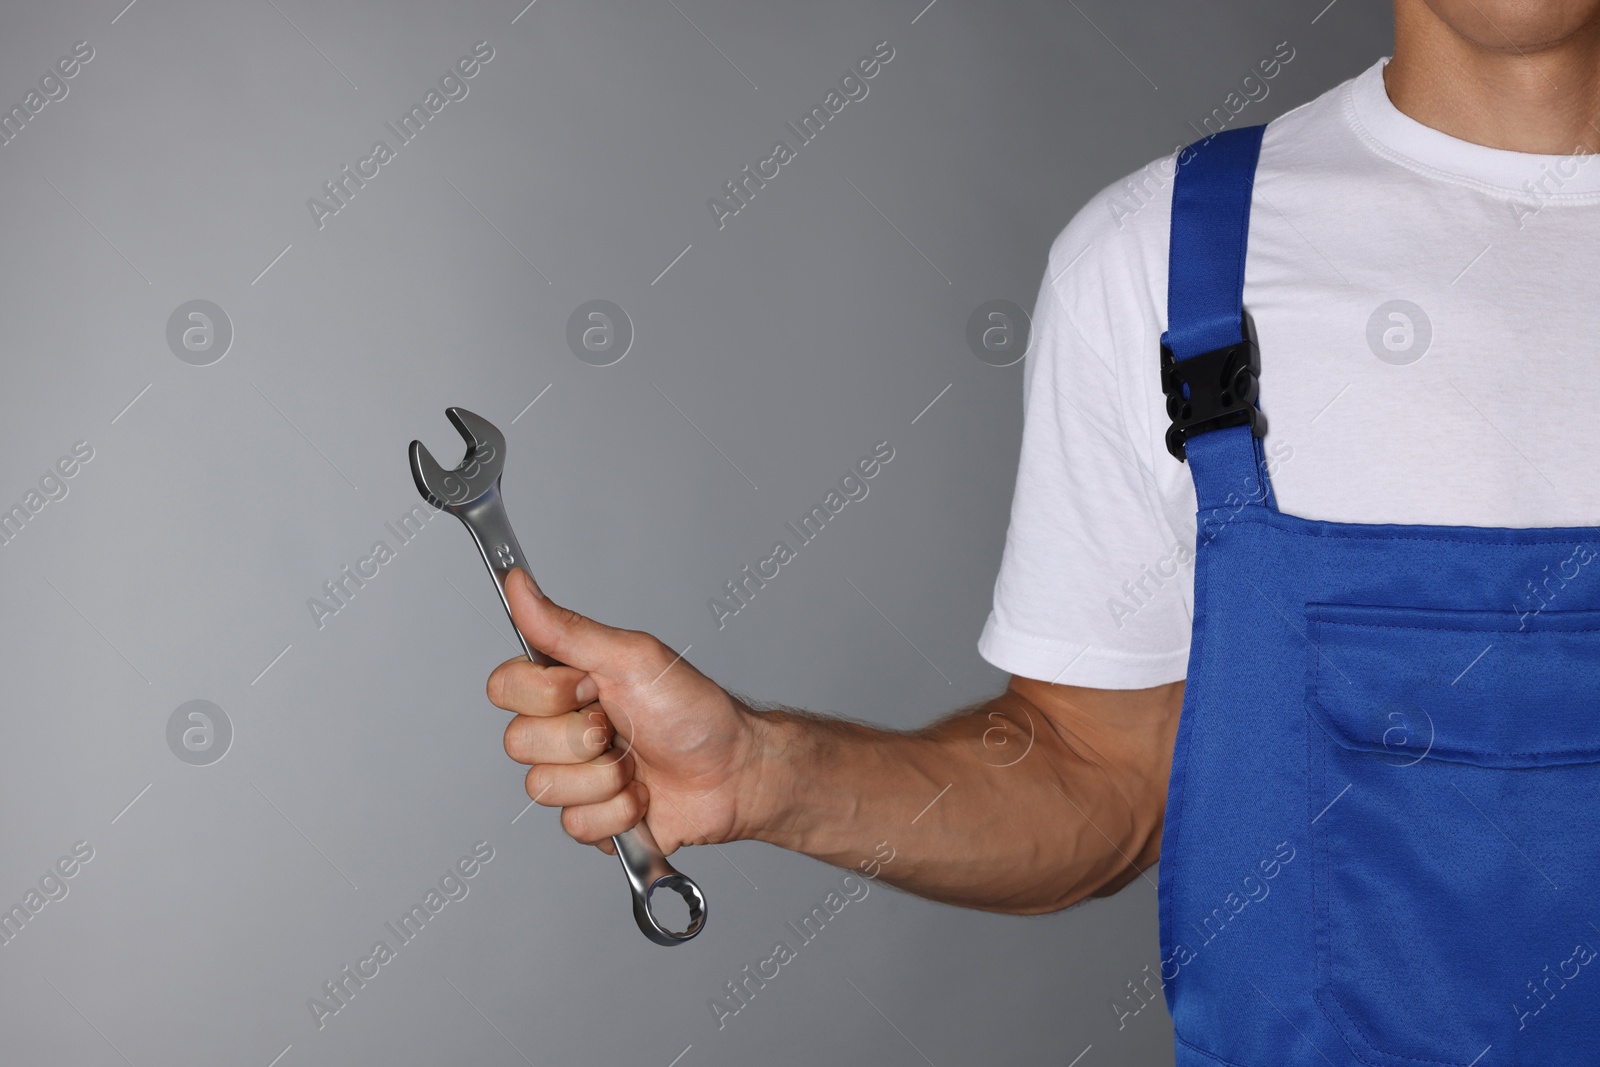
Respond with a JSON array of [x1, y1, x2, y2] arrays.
[[977, 57, 1600, 689]]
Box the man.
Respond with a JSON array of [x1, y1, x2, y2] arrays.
[[487, 1, 1600, 1061]]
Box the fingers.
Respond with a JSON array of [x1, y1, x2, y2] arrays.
[[525, 753, 634, 808], [495, 568, 678, 852], [558, 782, 648, 846], [486, 659, 596, 717], [504, 568, 663, 676], [504, 706, 613, 765]]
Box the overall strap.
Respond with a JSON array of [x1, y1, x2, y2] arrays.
[[1161, 124, 1274, 513]]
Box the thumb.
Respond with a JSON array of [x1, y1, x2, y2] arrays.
[[504, 568, 632, 673]]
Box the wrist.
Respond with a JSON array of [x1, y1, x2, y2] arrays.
[[727, 705, 811, 850]]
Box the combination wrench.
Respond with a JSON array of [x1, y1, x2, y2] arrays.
[[409, 406, 707, 945]]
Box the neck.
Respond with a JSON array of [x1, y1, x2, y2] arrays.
[[1386, 0, 1600, 154]]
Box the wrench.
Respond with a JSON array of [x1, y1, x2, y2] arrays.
[[409, 406, 707, 946]]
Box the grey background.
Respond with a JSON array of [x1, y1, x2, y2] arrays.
[[0, 1, 1389, 1064]]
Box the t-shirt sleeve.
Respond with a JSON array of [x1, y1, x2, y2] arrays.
[[977, 198, 1196, 689]]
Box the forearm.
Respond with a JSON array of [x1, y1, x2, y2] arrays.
[[736, 683, 1179, 914]]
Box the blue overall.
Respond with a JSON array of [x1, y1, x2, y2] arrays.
[[1157, 124, 1600, 1066]]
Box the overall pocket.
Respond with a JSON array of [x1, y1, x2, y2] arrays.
[[1305, 603, 1600, 1067]]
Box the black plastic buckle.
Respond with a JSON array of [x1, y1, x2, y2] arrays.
[[1161, 330, 1265, 461]]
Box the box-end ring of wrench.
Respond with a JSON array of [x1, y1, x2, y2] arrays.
[[409, 406, 707, 946]]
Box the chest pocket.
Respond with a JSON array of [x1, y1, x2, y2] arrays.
[[1305, 603, 1600, 1067]]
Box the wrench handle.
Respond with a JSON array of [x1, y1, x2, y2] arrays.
[[453, 484, 707, 945], [452, 483, 557, 668]]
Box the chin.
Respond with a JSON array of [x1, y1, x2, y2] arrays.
[[1418, 0, 1600, 51]]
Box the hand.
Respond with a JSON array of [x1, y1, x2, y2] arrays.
[[488, 568, 764, 855]]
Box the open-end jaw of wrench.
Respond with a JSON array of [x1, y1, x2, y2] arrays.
[[409, 407, 707, 946]]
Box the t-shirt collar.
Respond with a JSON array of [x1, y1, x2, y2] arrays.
[[1344, 57, 1600, 198]]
